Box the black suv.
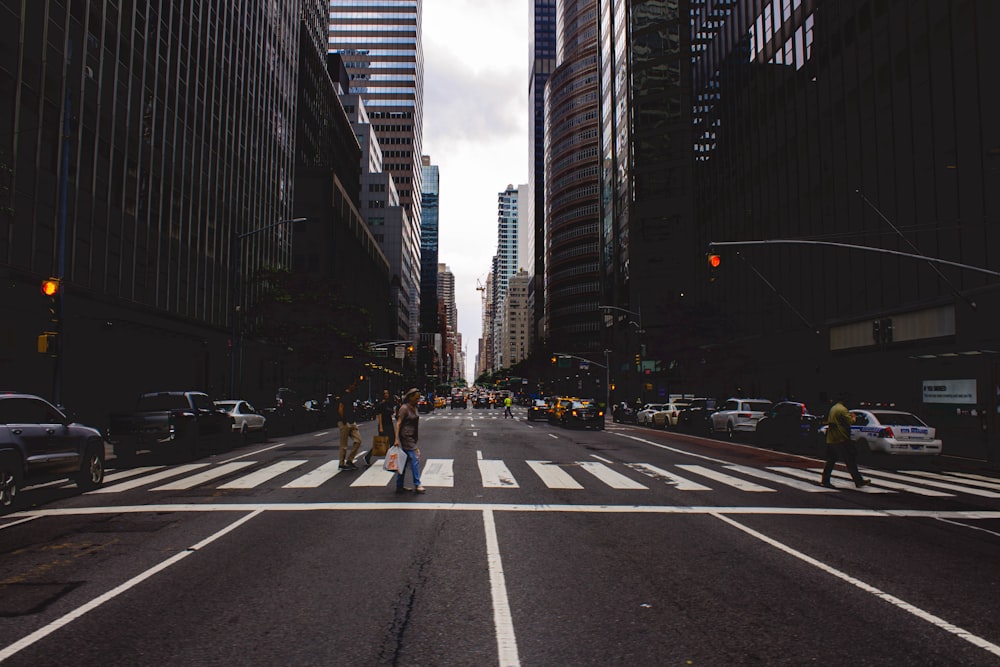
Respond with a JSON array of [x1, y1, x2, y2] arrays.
[[677, 398, 719, 435], [0, 393, 105, 508]]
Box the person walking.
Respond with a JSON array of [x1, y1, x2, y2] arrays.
[[393, 387, 424, 494], [821, 394, 869, 488], [503, 394, 513, 419], [337, 382, 362, 471], [368, 389, 397, 466]]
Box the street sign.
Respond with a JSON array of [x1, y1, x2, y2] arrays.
[[579, 361, 590, 370], [372, 348, 387, 357], [395, 347, 405, 360]]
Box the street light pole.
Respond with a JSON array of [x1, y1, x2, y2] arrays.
[[229, 217, 308, 397], [599, 304, 644, 403]]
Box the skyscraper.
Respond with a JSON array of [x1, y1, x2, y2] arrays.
[[494, 184, 523, 369], [419, 156, 440, 374], [329, 0, 425, 340]]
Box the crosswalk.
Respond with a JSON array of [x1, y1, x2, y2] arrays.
[[87, 455, 1000, 501]]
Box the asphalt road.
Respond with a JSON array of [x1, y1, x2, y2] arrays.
[[2, 406, 1000, 666]]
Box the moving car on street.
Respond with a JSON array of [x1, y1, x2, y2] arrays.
[[215, 400, 268, 442], [846, 409, 943, 455], [564, 400, 605, 430], [527, 399, 549, 421], [0, 392, 105, 507], [754, 401, 821, 447], [710, 398, 773, 440]]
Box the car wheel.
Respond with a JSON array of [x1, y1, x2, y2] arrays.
[[74, 443, 105, 490], [727, 423, 735, 440], [0, 456, 22, 508], [240, 423, 249, 443]]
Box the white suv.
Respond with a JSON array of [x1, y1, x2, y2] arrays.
[[710, 398, 773, 439]]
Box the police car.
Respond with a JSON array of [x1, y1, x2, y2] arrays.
[[846, 409, 942, 455]]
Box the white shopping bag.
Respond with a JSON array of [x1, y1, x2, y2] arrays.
[[382, 445, 405, 473]]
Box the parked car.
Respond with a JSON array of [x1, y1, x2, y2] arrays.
[[564, 401, 605, 430], [527, 399, 549, 421], [710, 398, 774, 439], [612, 402, 637, 424], [107, 391, 235, 461], [636, 404, 666, 427], [845, 409, 942, 455], [215, 400, 268, 441], [755, 401, 821, 447], [677, 398, 719, 435], [0, 392, 106, 507], [651, 401, 692, 430]]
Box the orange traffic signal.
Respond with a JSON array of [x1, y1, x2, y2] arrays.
[[707, 254, 721, 268], [41, 278, 60, 296]]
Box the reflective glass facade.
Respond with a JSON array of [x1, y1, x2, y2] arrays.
[[544, 0, 603, 353], [419, 157, 439, 359]]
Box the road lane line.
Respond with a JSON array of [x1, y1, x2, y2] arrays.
[[905, 470, 1000, 492], [777, 467, 936, 495], [628, 464, 712, 491], [712, 512, 1000, 659], [0, 515, 42, 531], [526, 461, 584, 489], [590, 455, 614, 464], [420, 459, 455, 487], [478, 460, 519, 488], [808, 468, 1000, 498], [218, 442, 288, 464], [547, 433, 558, 439], [218, 460, 308, 489], [104, 466, 164, 482], [0, 510, 263, 663], [351, 462, 396, 487], [723, 465, 838, 493], [577, 462, 648, 489], [88, 463, 210, 493], [676, 464, 775, 492], [483, 509, 521, 667], [283, 460, 343, 488], [152, 461, 256, 490]]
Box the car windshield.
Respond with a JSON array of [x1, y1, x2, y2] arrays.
[[215, 401, 237, 410], [872, 412, 926, 427], [533, 400, 547, 407]]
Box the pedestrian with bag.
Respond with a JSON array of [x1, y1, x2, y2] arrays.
[[367, 389, 396, 465], [393, 387, 424, 494], [821, 393, 870, 488], [337, 382, 362, 471]]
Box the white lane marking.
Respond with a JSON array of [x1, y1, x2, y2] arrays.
[[218, 460, 308, 489], [218, 442, 287, 464], [628, 463, 712, 491], [421, 459, 455, 487], [483, 509, 521, 667], [283, 460, 343, 488], [104, 466, 164, 482], [723, 465, 838, 493], [152, 462, 256, 490], [0, 510, 263, 663], [935, 517, 1000, 539], [10, 502, 1000, 519], [88, 463, 210, 493], [676, 465, 775, 492], [313, 431, 331, 437], [477, 450, 484, 460], [351, 461, 396, 487], [906, 470, 1000, 492], [772, 467, 903, 494], [478, 460, 519, 488], [712, 512, 1000, 659], [526, 461, 584, 489], [473, 432, 478, 437], [590, 454, 614, 464], [810, 468, 1000, 498], [940, 471, 1000, 487], [547, 434, 558, 439], [0, 515, 42, 531], [577, 462, 648, 490]]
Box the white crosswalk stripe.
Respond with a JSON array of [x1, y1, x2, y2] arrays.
[[153, 461, 256, 491], [627, 463, 711, 491], [526, 461, 583, 489], [93, 456, 1000, 501], [676, 464, 775, 492]]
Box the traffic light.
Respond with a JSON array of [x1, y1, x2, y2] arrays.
[[707, 253, 721, 282], [551, 355, 557, 365], [634, 353, 641, 369], [37, 332, 58, 356], [40, 278, 60, 297]]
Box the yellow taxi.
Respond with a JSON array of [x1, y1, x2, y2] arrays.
[[547, 396, 578, 425]]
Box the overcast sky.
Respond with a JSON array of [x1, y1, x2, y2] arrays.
[[423, 0, 530, 381]]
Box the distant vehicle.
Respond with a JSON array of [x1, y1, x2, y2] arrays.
[[548, 397, 577, 425], [417, 397, 433, 414], [451, 395, 467, 409], [845, 409, 942, 455], [677, 398, 719, 435], [526, 399, 548, 421], [636, 404, 666, 427], [564, 401, 605, 430], [755, 401, 821, 447], [710, 398, 773, 439], [612, 402, 637, 424], [474, 395, 490, 409], [215, 400, 268, 442], [108, 391, 235, 461], [263, 387, 311, 435], [0, 392, 105, 508], [651, 401, 692, 430]]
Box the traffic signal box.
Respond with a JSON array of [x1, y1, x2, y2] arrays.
[[38, 277, 61, 356], [707, 253, 721, 282]]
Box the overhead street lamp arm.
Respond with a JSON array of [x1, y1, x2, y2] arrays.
[[553, 352, 606, 369], [598, 304, 643, 333]]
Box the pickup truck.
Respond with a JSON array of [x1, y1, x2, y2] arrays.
[[107, 391, 235, 461]]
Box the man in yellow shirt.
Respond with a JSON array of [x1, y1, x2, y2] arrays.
[[821, 395, 869, 488]]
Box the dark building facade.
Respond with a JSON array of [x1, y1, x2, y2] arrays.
[[544, 0, 604, 354], [530, 0, 558, 348], [598, 0, 999, 459]]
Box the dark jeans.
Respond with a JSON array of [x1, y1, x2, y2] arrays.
[[822, 440, 865, 485]]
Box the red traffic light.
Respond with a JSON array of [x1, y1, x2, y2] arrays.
[[40, 278, 60, 296], [707, 254, 721, 268]]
